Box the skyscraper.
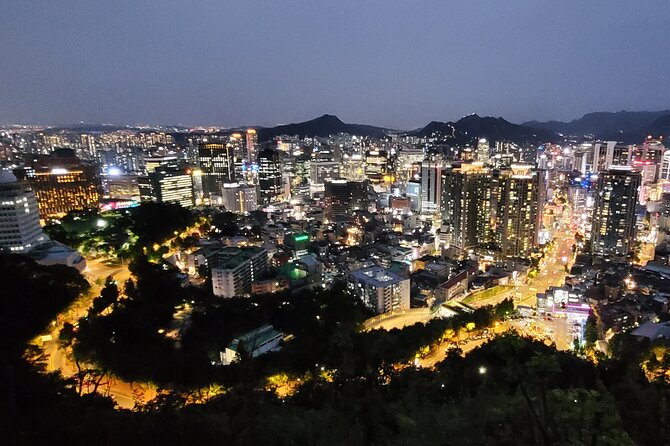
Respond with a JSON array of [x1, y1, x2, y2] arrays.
[[442, 162, 492, 255], [420, 159, 444, 214], [492, 165, 545, 257], [591, 167, 641, 257], [0, 170, 48, 252], [257, 147, 282, 204], [245, 129, 258, 163], [198, 142, 235, 200]]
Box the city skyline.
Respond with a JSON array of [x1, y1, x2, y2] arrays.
[[2, 1, 670, 128]]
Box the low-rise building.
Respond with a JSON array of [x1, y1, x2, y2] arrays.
[[347, 265, 410, 314], [220, 325, 283, 365]]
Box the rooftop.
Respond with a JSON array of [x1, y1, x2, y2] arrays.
[[350, 265, 406, 287], [207, 246, 266, 270]]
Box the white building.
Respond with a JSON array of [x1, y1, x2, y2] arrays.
[[0, 171, 48, 253], [211, 247, 268, 298], [347, 265, 410, 314], [220, 325, 283, 365], [222, 182, 258, 213]]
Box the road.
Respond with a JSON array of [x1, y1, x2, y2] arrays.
[[466, 206, 576, 309], [37, 256, 155, 409]]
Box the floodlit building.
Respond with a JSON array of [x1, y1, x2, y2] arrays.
[[347, 265, 410, 314], [210, 247, 269, 298], [0, 170, 48, 252], [18, 149, 100, 219]]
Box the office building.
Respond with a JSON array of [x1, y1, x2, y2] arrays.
[[103, 174, 140, 200], [257, 147, 282, 204], [245, 129, 258, 163], [324, 179, 368, 220], [0, 170, 48, 252], [19, 149, 100, 219], [139, 163, 194, 208], [493, 165, 545, 257], [222, 182, 258, 213], [198, 142, 236, 200], [347, 265, 410, 314], [476, 138, 490, 163], [591, 167, 641, 257], [593, 142, 632, 172], [145, 156, 178, 174], [365, 149, 389, 184], [210, 247, 269, 298]]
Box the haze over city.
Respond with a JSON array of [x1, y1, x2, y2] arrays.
[[2, 0, 670, 128]]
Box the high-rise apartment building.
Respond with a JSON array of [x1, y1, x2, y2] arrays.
[[442, 162, 492, 254], [420, 159, 444, 214], [591, 167, 641, 257], [0, 171, 48, 252], [492, 165, 545, 257], [210, 247, 269, 298]]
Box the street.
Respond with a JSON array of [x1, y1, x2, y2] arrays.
[[36, 256, 155, 409]]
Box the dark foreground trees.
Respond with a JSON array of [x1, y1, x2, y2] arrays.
[[2, 252, 670, 445]]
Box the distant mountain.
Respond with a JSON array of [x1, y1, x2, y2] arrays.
[[524, 110, 670, 142], [255, 114, 392, 141], [411, 114, 559, 146], [642, 114, 670, 140]]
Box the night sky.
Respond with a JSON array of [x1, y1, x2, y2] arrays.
[[2, 1, 669, 128]]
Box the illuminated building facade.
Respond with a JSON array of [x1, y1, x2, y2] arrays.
[[20, 149, 100, 219], [198, 142, 236, 200], [441, 162, 492, 254], [591, 167, 641, 257], [0, 171, 48, 252], [492, 165, 545, 257], [420, 159, 444, 214], [139, 163, 194, 208], [257, 147, 282, 204]]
